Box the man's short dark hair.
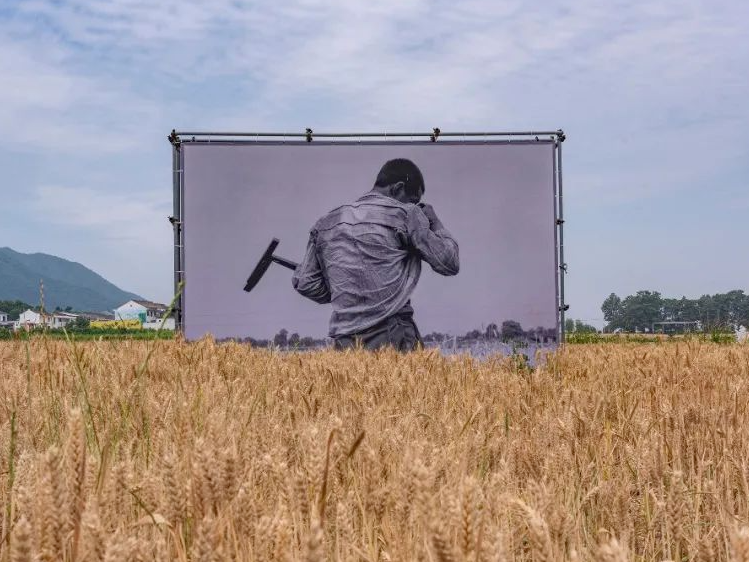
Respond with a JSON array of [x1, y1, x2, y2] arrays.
[[374, 159, 425, 197]]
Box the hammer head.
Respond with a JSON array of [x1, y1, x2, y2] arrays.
[[243, 238, 280, 292]]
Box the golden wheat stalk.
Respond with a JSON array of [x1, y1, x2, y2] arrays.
[[0, 340, 747, 560]]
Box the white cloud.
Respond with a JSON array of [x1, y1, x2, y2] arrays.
[[0, 31, 160, 152], [31, 185, 170, 240], [4, 0, 747, 139], [3, 0, 749, 316], [25, 184, 174, 300]]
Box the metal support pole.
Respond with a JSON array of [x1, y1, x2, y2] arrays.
[[557, 135, 567, 343], [178, 145, 185, 331], [552, 142, 560, 343], [171, 137, 183, 332]]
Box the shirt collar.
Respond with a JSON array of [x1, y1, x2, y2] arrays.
[[357, 190, 402, 205]]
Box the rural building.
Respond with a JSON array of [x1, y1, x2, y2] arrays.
[[652, 321, 701, 334], [14, 309, 78, 330], [0, 310, 13, 328], [76, 311, 115, 321], [143, 318, 176, 330], [114, 300, 169, 323]]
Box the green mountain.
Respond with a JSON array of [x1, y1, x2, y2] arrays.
[[0, 247, 142, 313]]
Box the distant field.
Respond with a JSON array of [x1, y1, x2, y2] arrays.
[[0, 340, 748, 561], [565, 331, 738, 344], [0, 328, 174, 341]]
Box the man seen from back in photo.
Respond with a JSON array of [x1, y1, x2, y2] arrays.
[[291, 158, 459, 351]]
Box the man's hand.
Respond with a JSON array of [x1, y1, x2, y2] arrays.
[[418, 203, 444, 231]]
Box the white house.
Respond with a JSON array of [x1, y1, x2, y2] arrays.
[[14, 309, 77, 330], [0, 310, 12, 328], [114, 300, 169, 324]]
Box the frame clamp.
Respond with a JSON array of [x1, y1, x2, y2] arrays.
[[430, 127, 441, 142], [559, 304, 570, 312], [556, 129, 566, 142], [305, 128, 313, 142], [556, 218, 565, 225], [168, 129, 180, 146], [560, 263, 568, 273]]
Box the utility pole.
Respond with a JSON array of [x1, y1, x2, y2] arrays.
[[39, 278, 45, 328]]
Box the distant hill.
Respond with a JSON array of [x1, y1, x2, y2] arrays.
[[0, 247, 142, 313]]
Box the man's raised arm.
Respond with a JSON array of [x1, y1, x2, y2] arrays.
[[406, 204, 459, 276], [291, 230, 332, 303]]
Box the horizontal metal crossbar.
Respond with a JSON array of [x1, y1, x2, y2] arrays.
[[171, 130, 564, 142]]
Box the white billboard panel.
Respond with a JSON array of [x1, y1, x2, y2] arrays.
[[179, 140, 559, 356]]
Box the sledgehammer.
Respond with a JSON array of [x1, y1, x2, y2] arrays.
[[243, 238, 299, 292]]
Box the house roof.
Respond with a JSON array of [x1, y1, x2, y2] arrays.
[[132, 299, 168, 311], [77, 311, 115, 320], [17, 309, 77, 320], [53, 312, 78, 319], [0, 310, 7, 315]]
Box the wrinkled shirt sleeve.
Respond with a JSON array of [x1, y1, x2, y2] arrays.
[[406, 206, 460, 276], [291, 230, 332, 303]]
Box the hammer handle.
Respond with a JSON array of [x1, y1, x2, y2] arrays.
[[272, 255, 298, 270]]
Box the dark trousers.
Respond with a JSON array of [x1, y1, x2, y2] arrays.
[[333, 312, 423, 352]]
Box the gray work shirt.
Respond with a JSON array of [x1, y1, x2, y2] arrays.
[[291, 191, 459, 337]]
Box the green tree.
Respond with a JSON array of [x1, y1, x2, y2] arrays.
[[720, 290, 747, 327], [574, 319, 597, 333], [675, 296, 700, 323], [70, 317, 90, 331], [601, 293, 623, 331], [565, 319, 597, 334], [697, 294, 714, 328], [737, 294, 749, 328], [602, 289, 749, 333], [0, 300, 33, 321], [273, 329, 288, 347], [619, 291, 663, 332], [426, 332, 447, 343], [661, 298, 679, 322], [501, 320, 524, 341]]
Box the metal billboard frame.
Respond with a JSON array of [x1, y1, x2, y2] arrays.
[[168, 129, 568, 343]]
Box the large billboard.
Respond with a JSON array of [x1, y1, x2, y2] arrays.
[[175, 136, 562, 356]]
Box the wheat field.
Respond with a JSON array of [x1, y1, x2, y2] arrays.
[[1, 339, 749, 561]]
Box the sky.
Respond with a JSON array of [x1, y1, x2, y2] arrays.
[[1, 0, 747, 327]]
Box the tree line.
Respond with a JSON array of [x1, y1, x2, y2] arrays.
[[602, 290, 749, 332], [259, 321, 559, 349], [0, 300, 33, 320], [0, 300, 92, 329], [421, 320, 557, 344], [564, 318, 597, 334]]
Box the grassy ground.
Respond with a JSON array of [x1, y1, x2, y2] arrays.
[[0, 339, 748, 561]]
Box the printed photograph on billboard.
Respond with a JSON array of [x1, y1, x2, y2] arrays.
[[180, 140, 559, 357]]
